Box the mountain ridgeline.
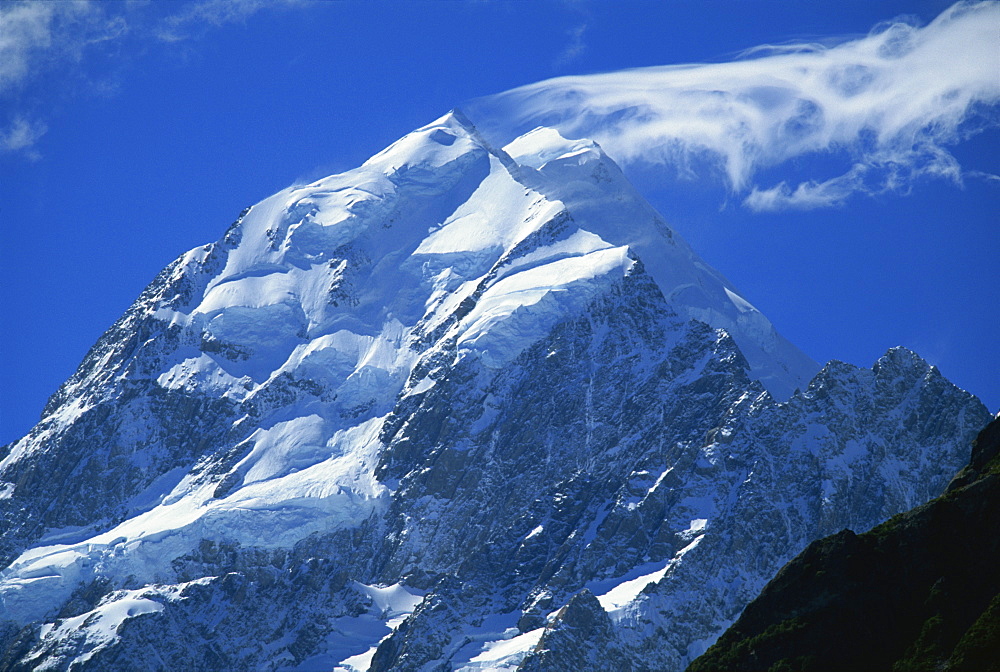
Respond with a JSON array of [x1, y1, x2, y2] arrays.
[[688, 418, 1000, 672], [0, 111, 991, 671]]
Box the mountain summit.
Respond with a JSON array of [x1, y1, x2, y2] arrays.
[[0, 112, 989, 670]]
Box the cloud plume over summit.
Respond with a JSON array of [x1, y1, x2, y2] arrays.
[[472, 2, 1000, 211]]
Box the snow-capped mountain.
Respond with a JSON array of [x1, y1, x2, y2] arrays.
[[0, 111, 990, 671]]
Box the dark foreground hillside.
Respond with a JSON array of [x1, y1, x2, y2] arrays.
[[688, 418, 1000, 672]]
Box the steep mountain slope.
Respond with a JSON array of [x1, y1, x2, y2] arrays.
[[688, 417, 1000, 672], [0, 111, 990, 671]]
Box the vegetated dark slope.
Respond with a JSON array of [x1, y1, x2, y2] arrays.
[[688, 417, 1000, 672]]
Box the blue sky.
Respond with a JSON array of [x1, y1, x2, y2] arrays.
[[1, 0, 998, 445]]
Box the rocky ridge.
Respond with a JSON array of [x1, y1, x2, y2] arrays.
[[687, 417, 1000, 672]]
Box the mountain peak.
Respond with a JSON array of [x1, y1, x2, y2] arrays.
[[503, 125, 604, 170], [2, 109, 987, 671], [361, 109, 488, 176]]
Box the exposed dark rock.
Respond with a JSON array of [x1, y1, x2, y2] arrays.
[[517, 590, 632, 672], [688, 418, 1000, 672]]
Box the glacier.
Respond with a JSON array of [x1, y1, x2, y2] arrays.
[[0, 111, 990, 671]]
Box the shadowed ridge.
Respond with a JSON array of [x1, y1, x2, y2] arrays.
[[688, 417, 1000, 672]]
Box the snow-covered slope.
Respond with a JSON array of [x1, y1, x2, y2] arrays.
[[0, 111, 989, 671]]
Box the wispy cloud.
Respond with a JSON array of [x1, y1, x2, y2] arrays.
[[0, 0, 123, 158], [0, 1, 54, 93], [473, 1, 1000, 211], [0, 116, 47, 160], [0, 0, 302, 159], [0, 0, 299, 88], [0, 1, 122, 96], [966, 169, 1000, 183], [554, 23, 588, 69], [157, 0, 305, 42]]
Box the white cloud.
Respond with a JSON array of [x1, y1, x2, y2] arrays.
[[473, 1, 1000, 211], [0, 1, 129, 95], [0, 116, 47, 160], [0, 0, 304, 93], [0, 0, 130, 157], [968, 170, 1000, 183], [0, 0, 299, 158], [744, 165, 868, 211], [1, 1, 73, 94], [157, 0, 305, 42], [554, 23, 587, 69]]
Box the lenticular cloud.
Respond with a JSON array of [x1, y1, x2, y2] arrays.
[[473, 1, 1000, 211]]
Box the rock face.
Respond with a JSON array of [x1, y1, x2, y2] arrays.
[[0, 111, 991, 671], [688, 418, 1000, 672]]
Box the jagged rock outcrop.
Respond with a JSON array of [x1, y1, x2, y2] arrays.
[[688, 418, 1000, 672], [517, 590, 629, 672]]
